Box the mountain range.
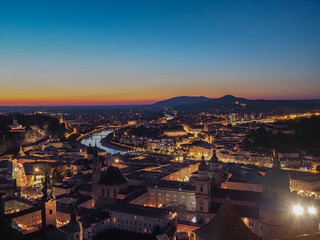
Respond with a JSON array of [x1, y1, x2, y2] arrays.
[[151, 95, 320, 113], [1, 95, 319, 114]]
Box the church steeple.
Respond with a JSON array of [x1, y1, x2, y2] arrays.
[[209, 149, 219, 163], [42, 167, 54, 201], [272, 149, 281, 169], [92, 147, 102, 203], [41, 166, 57, 227]]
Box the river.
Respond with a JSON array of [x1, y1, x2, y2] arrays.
[[80, 130, 124, 154]]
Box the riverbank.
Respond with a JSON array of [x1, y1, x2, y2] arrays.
[[100, 135, 131, 152]]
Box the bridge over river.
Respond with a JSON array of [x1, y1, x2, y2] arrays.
[[80, 129, 125, 155]]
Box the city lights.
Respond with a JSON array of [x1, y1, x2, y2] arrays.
[[308, 207, 317, 215], [293, 205, 304, 215], [292, 205, 317, 216]]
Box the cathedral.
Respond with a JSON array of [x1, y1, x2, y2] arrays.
[[91, 147, 128, 201], [193, 149, 318, 239]]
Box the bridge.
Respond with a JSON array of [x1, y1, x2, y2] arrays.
[[76, 126, 120, 142]]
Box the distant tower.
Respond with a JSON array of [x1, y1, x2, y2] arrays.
[[41, 169, 56, 227], [92, 147, 101, 201], [92, 147, 101, 185], [195, 159, 211, 222], [272, 149, 281, 169]]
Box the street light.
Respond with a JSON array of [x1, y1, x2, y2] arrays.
[[293, 205, 304, 215]]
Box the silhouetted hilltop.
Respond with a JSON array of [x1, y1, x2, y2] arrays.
[[152, 95, 320, 113], [150, 96, 210, 108]]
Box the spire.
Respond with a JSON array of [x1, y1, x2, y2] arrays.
[[94, 146, 98, 157], [272, 149, 281, 169], [208, 149, 220, 173], [42, 166, 54, 201], [209, 149, 219, 163]]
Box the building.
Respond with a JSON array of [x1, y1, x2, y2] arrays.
[[59, 210, 83, 240], [290, 175, 320, 197], [190, 150, 320, 239], [92, 152, 129, 200], [147, 180, 196, 211], [105, 203, 177, 234]]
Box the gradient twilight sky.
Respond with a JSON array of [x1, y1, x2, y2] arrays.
[[1, 0, 320, 105]]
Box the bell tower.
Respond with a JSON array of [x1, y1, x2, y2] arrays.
[[208, 149, 221, 186], [92, 147, 101, 185], [195, 159, 211, 222], [92, 147, 101, 202], [41, 168, 56, 227]]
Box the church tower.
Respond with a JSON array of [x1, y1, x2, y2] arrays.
[[92, 147, 101, 185], [92, 147, 101, 202], [272, 149, 281, 169], [41, 169, 56, 227], [207, 149, 221, 186], [195, 158, 211, 222]]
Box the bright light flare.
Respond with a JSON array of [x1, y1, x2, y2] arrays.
[[308, 207, 316, 215], [293, 205, 304, 215]]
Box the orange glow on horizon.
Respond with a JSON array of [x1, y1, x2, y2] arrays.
[[0, 98, 159, 106], [1, 81, 319, 106]]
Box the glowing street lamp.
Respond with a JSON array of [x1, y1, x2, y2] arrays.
[[308, 207, 316, 215], [293, 205, 304, 216]]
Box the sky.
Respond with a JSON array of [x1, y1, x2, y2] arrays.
[[0, 0, 320, 105]]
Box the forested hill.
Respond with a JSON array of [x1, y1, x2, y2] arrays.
[[0, 114, 65, 155]]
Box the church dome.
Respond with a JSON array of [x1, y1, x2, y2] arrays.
[[209, 149, 219, 163], [59, 210, 82, 234], [263, 169, 290, 198], [198, 160, 208, 171]]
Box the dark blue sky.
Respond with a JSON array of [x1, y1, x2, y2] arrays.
[[1, 0, 319, 105]]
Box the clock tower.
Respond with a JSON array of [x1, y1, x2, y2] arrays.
[[41, 168, 57, 227]]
